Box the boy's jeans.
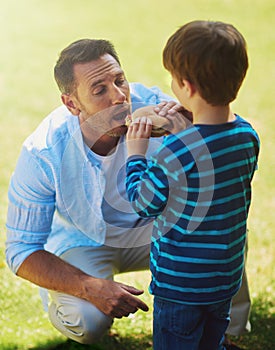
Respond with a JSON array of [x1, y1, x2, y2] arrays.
[[153, 296, 231, 350]]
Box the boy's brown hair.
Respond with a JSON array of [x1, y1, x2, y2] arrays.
[[163, 20, 248, 106]]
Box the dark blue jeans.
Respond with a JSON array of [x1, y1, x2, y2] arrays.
[[153, 296, 231, 350]]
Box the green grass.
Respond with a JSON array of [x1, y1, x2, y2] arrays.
[[0, 0, 274, 349]]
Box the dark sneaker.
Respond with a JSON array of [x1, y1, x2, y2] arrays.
[[224, 343, 244, 350]]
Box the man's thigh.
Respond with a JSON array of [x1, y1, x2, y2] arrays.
[[59, 243, 150, 277], [117, 243, 150, 274], [59, 245, 116, 279]]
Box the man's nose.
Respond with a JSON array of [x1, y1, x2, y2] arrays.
[[111, 85, 126, 104]]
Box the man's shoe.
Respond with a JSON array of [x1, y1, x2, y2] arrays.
[[224, 343, 244, 350], [223, 334, 244, 350]]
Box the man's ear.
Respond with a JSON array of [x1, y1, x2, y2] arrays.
[[61, 94, 81, 116]]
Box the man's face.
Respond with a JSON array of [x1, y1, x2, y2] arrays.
[[64, 54, 131, 137]]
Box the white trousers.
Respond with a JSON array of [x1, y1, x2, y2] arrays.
[[48, 244, 150, 344], [226, 266, 251, 336], [48, 244, 250, 344]]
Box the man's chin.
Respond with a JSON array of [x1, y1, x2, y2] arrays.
[[106, 125, 128, 137]]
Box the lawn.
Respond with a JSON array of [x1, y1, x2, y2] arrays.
[[0, 0, 274, 349]]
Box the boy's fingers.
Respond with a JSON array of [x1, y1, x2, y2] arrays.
[[127, 116, 152, 139]]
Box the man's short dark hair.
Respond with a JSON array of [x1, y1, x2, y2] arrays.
[[54, 39, 121, 94]]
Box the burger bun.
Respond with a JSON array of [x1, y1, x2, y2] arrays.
[[126, 105, 170, 137]]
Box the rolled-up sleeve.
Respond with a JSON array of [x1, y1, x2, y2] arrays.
[[130, 83, 176, 109], [5, 146, 55, 273]]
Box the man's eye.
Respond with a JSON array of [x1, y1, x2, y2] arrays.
[[93, 87, 105, 95], [116, 78, 125, 86]]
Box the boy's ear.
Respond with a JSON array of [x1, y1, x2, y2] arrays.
[[61, 94, 81, 116], [182, 79, 196, 97]]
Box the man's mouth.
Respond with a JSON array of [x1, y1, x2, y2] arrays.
[[112, 104, 130, 123]]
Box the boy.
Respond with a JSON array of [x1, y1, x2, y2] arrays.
[[125, 21, 260, 350]]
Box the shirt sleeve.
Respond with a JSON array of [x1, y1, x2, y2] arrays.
[[130, 83, 176, 111], [126, 155, 169, 218], [5, 146, 55, 274], [149, 85, 176, 104]]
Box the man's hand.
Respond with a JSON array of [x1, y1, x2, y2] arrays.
[[154, 101, 193, 134], [17, 250, 149, 321], [126, 116, 152, 157], [84, 277, 149, 318]]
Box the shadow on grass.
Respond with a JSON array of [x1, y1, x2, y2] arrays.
[[1, 332, 152, 350], [29, 332, 153, 350], [230, 296, 275, 350], [2, 296, 274, 350]]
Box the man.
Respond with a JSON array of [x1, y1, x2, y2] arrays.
[[5, 38, 183, 344], [5, 39, 250, 347]]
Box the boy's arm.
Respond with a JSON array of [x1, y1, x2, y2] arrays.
[[126, 116, 152, 157], [126, 117, 169, 217]]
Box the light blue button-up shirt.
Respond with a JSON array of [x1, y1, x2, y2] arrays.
[[5, 83, 174, 274]]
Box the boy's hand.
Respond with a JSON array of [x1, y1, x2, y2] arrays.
[[154, 101, 193, 134], [126, 116, 152, 157]]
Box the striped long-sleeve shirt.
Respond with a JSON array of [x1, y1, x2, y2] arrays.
[[126, 115, 260, 304]]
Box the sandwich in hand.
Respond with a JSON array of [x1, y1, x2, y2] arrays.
[[125, 105, 170, 137]]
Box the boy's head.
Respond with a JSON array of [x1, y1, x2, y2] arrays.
[[163, 20, 248, 106]]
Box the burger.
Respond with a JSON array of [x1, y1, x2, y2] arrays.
[[125, 105, 170, 137]]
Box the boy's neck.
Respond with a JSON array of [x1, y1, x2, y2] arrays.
[[192, 104, 236, 125]]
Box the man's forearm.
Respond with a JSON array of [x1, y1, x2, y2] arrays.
[[16, 250, 91, 300], [16, 249, 149, 318]]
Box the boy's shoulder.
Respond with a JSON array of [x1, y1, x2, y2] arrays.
[[233, 115, 260, 141], [162, 114, 259, 149]]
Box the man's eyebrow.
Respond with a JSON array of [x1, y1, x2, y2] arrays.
[[91, 72, 125, 88], [91, 79, 104, 88]]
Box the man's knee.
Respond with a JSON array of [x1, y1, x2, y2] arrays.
[[49, 297, 113, 344]]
